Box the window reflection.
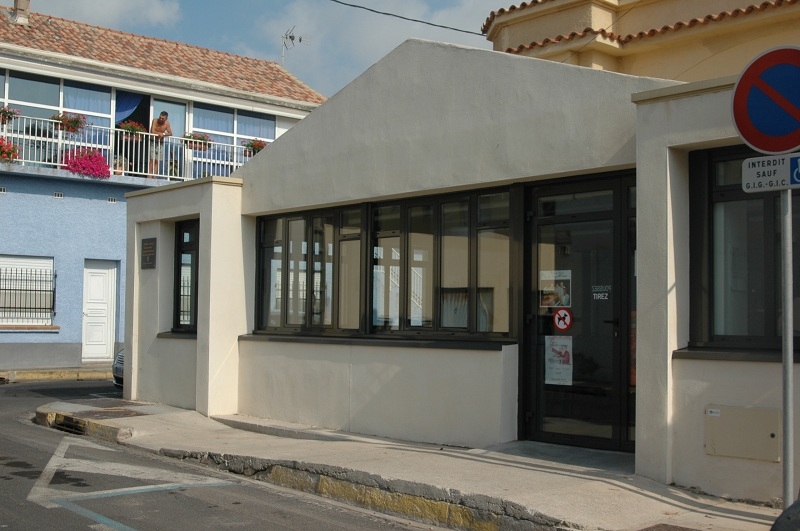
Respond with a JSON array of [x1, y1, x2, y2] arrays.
[[373, 236, 400, 330], [441, 201, 469, 329], [409, 205, 433, 327]]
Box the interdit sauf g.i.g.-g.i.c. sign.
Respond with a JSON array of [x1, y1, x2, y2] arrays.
[[741, 153, 800, 192]]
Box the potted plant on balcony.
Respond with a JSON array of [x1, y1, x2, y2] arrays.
[[113, 155, 128, 175], [241, 138, 268, 157], [117, 120, 146, 141], [0, 106, 20, 125], [63, 148, 110, 179], [51, 112, 87, 133], [183, 132, 211, 151], [0, 137, 19, 162]]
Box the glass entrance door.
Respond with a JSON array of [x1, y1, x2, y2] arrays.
[[526, 177, 635, 451]]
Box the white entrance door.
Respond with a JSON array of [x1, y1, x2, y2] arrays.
[[82, 260, 117, 361]]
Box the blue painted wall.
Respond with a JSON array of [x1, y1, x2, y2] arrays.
[[0, 168, 149, 368]]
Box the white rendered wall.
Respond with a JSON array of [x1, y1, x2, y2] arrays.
[[126, 178, 245, 414], [238, 340, 519, 448], [672, 359, 800, 501], [633, 78, 796, 500], [239, 39, 678, 216], [126, 214, 198, 409], [634, 79, 738, 486], [197, 179, 247, 416]]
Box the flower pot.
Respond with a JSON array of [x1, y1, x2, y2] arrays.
[[243, 149, 254, 157], [55, 123, 80, 133], [187, 141, 208, 151], [122, 133, 142, 142]]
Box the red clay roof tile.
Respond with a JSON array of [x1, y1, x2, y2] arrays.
[[0, 5, 326, 106], [485, 0, 799, 54], [482, 1, 553, 35]]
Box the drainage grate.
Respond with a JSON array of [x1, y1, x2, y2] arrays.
[[638, 525, 700, 531], [52, 414, 86, 435]]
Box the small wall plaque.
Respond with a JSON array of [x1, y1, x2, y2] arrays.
[[141, 238, 157, 269]]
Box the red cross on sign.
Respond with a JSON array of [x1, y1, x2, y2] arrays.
[[553, 308, 573, 332]]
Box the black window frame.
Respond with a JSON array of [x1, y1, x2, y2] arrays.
[[254, 187, 516, 340], [689, 144, 799, 351], [256, 206, 366, 335], [173, 219, 199, 333]]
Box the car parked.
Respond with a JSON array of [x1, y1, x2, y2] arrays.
[[112, 348, 124, 388]]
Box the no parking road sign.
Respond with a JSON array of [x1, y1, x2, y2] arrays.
[[733, 47, 800, 155], [734, 48, 800, 509]]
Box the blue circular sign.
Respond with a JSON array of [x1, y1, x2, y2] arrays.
[[733, 47, 800, 155]]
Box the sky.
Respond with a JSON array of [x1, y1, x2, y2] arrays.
[[29, 0, 500, 98]]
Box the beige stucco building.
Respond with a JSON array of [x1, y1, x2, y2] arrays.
[[125, 1, 800, 504], [484, 0, 800, 82]]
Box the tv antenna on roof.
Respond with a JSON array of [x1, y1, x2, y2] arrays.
[[281, 27, 304, 65]]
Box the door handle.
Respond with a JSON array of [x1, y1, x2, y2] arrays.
[[603, 318, 620, 337]]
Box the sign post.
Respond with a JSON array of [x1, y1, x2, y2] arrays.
[[734, 47, 800, 509]]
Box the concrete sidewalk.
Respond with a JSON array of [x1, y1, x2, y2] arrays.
[[35, 398, 781, 531]]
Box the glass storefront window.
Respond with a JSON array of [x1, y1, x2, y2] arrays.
[[374, 205, 401, 232], [715, 159, 743, 187], [312, 216, 334, 326], [256, 189, 511, 337], [539, 190, 613, 216], [373, 236, 400, 330], [287, 219, 307, 326], [261, 245, 283, 328], [338, 239, 360, 329], [712, 199, 765, 336], [441, 201, 469, 329], [478, 228, 509, 332], [691, 146, 800, 349], [259, 218, 283, 328], [340, 209, 361, 236], [408, 205, 433, 328], [478, 192, 508, 225]]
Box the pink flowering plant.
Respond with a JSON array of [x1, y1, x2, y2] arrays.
[[0, 137, 19, 162], [64, 148, 110, 179], [117, 120, 146, 133], [0, 106, 20, 123], [183, 132, 212, 143], [241, 138, 268, 155], [51, 112, 87, 133]]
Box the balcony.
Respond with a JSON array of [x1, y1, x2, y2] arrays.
[[1, 115, 265, 181]]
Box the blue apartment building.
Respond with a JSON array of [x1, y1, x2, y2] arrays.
[[0, 0, 324, 369]]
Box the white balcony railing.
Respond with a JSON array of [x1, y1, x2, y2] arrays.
[[2, 116, 263, 181]]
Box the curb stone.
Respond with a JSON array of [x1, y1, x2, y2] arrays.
[[161, 449, 581, 531], [1, 368, 112, 383], [34, 407, 132, 443]]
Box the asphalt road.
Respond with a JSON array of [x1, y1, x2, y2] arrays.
[[0, 379, 436, 530]]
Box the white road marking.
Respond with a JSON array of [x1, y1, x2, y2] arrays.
[[28, 435, 233, 529]]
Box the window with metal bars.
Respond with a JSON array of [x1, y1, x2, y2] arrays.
[[0, 265, 56, 325], [173, 219, 199, 333]]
